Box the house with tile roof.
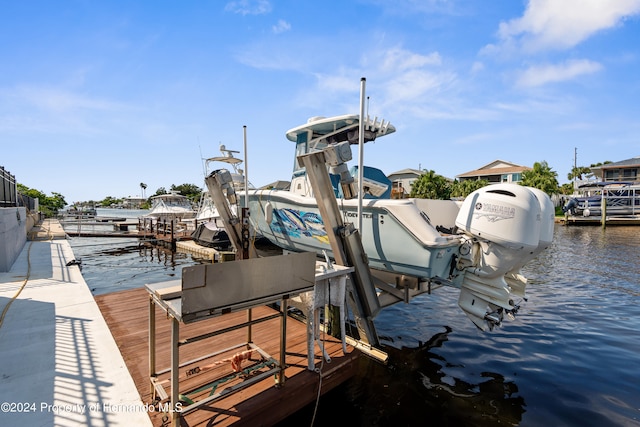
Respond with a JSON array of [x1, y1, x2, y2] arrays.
[[455, 160, 531, 184]]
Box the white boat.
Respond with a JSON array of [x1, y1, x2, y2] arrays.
[[236, 114, 554, 331], [146, 191, 196, 221], [191, 146, 254, 249]]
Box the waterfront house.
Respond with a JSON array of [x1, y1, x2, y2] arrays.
[[122, 196, 147, 209], [387, 168, 423, 198], [589, 156, 640, 183], [456, 160, 530, 184]]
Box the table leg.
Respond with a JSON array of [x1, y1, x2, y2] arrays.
[[149, 296, 156, 396], [278, 298, 287, 385], [171, 317, 180, 427]]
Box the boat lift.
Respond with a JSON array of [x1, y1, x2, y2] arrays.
[[298, 141, 447, 359], [206, 142, 442, 362]]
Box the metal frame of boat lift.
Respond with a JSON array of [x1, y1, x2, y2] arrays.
[[206, 138, 440, 363]]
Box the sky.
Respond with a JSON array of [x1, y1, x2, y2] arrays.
[[2, 0, 640, 204]]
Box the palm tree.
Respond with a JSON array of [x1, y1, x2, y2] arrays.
[[520, 161, 559, 195], [140, 182, 147, 198], [410, 170, 452, 199]]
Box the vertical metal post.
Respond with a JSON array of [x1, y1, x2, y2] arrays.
[[358, 77, 366, 233], [299, 151, 380, 346], [243, 125, 249, 209], [170, 317, 180, 427], [149, 296, 156, 396], [278, 297, 288, 385]]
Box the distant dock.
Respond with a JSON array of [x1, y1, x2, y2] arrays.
[[61, 216, 196, 248], [560, 214, 640, 226]]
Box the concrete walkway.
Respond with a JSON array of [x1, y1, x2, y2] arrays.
[[0, 220, 152, 426]]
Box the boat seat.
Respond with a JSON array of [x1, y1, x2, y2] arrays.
[[290, 270, 348, 370]]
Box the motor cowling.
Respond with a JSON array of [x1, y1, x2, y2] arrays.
[[455, 184, 542, 252], [522, 187, 554, 258]]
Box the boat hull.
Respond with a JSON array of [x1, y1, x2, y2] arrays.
[[242, 190, 461, 280], [191, 221, 231, 249]]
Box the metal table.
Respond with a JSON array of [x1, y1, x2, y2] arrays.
[[146, 252, 318, 427]]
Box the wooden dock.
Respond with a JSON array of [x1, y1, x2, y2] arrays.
[[95, 287, 360, 426], [560, 215, 640, 226], [61, 217, 196, 246]]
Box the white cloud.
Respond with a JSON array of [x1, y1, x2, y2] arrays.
[[470, 61, 484, 74], [272, 19, 291, 34], [316, 72, 360, 93], [0, 85, 131, 135], [224, 0, 272, 16], [515, 59, 603, 87], [379, 47, 441, 72], [384, 68, 455, 104], [360, 47, 454, 107], [494, 0, 640, 53], [5, 85, 124, 113]]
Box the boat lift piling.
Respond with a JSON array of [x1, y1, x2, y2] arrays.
[[299, 146, 383, 353]]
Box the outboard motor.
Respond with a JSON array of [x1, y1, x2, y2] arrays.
[[454, 184, 542, 278], [453, 184, 548, 331]]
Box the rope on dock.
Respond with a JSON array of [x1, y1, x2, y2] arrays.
[[0, 221, 58, 328], [0, 220, 54, 329], [0, 242, 33, 330]]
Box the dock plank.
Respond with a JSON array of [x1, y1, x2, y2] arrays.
[[95, 287, 359, 426]]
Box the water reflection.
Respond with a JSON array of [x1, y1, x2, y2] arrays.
[[346, 328, 524, 426], [68, 238, 205, 295], [282, 224, 640, 426]]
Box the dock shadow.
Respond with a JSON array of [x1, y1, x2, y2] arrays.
[[53, 313, 116, 427], [0, 297, 55, 425], [0, 298, 119, 427]]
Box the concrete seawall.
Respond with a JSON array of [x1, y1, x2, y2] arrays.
[[0, 209, 61, 272], [0, 207, 28, 272]]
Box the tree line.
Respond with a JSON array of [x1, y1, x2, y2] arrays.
[[96, 183, 203, 209], [19, 159, 608, 217], [409, 160, 609, 200], [17, 183, 202, 217]]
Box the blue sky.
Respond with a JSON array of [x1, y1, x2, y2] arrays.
[[2, 0, 640, 204]]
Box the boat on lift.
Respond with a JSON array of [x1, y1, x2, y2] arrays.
[[231, 114, 553, 330], [191, 145, 253, 249], [146, 191, 196, 221], [562, 181, 640, 217]]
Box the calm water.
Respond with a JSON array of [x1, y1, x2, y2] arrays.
[[67, 216, 640, 427]]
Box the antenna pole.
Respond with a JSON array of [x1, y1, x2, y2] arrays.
[[358, 78, 366, 233], [243, 126, 249, 208], [574, 147, 577, 190]]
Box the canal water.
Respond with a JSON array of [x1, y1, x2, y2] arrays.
[[67, 215, 640, 427]]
